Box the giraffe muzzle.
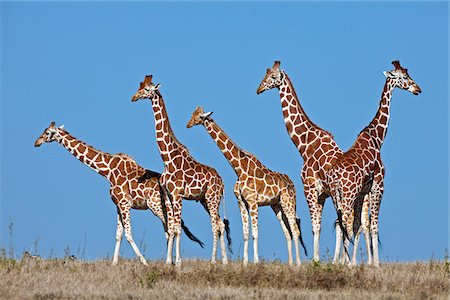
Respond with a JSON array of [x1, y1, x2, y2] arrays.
[[256, 85, 265, 94]]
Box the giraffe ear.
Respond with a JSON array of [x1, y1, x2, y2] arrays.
[[202, 111, 213, 118], [383, 71, 395, 79], [155, 83, 162, 90], [59, 125, 65, 129]]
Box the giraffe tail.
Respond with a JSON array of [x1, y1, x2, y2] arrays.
[[336, 209, 351, 244], [296, 217, 308, 257], [221, 188, 233, 254], [181, 219, 205, 248], [223, 218, 233, 254]]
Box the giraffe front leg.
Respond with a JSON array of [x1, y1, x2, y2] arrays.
[[162, 189, 175, 265], [112, 212, 123, 265], [271, 204, 293, 266], [171, 194, 183, 267], [119, 205, 148, 266], [370, 188, 383, 268], [249, 202, 260, 264], [305, 188, 324, 262], [236, 196, 249, 266], [360, 193, 372, 265]]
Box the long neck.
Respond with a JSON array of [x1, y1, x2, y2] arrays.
[[56, 129, 112, 178], [278, 72, 321, 159], [363, 78, 395, 149], [151, 93, 185, 163], [203, 118, 247, 176]]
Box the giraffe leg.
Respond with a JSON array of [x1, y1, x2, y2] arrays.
[[280, 195, 302, 266], [171, 194, 183, 267], [249, 202, 260, 264], [234, 186, 250, 266], [333, 222, 342, 264], [206, 182, 227, 265], [162, 188, 175, 265], [305, 187, 324, 262], [200, 198, 219, 265], [119, 205, 148, 266], [271, 204, 293, 265], [370, 186, 383, 268], [146, 194, 169, 242], [237, 198, 250, 266], [342, 210, 353, 265], [371, 159, 384, 268], [352, 226, 362, 265], [218, 217, 228, 265], [361, 193, 372, 265], [112, 212, 124, 265]]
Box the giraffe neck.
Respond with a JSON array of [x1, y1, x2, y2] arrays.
[[362, 78, 396, 149], [56, 129, 113, 179], [278, 71, 322, 159], [203, 118, 248, 176], [151, 92, 186, 164]]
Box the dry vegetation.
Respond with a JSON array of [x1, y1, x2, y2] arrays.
[[0, 255, 448, 300]]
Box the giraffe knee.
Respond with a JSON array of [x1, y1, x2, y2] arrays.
[[125, 232, 134, 243]]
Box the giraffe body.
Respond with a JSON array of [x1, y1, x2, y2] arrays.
[[327, 61, 421, 266], [132, 75, 230, 266], [187, 107, 307, 265]]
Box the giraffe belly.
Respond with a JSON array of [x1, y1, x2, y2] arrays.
[[131, 197, 148, 210]]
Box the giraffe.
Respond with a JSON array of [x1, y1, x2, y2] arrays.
[[34, 122, 204, 265], [327, 60, 421, 266], [131, 75, 231, 266], [187, 106, 308, 265], [257, 61, 347, 262]]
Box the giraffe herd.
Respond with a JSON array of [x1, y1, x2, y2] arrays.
[[34, 60, 421, 268]]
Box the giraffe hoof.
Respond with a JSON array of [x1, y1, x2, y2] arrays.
[[222, 259, 228, 265]]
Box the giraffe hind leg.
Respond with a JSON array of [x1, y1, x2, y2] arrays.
[[271, 204, 293, 265], [112, 212, 123, 265], [119, 205, 148, 266]]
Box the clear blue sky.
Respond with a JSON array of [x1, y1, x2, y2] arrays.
[[1, 2, 448, 262]]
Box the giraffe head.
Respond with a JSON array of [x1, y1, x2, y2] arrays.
[[256, 60, 283, 94], [186, 106, 213, 128], [383, 60, 421, 95], [34, 122, 64, 147], [131, 75, 162, 102]]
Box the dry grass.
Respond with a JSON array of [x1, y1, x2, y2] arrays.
[[0, 256, 448, 299]]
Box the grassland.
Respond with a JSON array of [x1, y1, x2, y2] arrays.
[[0, 255, 448, 300]]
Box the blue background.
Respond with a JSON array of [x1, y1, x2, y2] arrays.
[[1, 2, 448, 262]]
